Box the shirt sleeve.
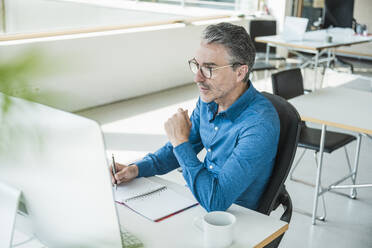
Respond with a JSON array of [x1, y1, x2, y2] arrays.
[[136, 99, 204, 177], [173, 122, 278, 212]]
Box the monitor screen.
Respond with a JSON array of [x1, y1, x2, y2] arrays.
[[0, 93, 122, 247], [323, 0, 354, 28]]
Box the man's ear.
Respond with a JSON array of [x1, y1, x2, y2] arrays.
[[237, 65, 249, 82]]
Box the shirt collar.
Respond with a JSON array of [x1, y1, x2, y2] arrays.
[[207, 101, 218, 121], [207, 80, 257, 121]]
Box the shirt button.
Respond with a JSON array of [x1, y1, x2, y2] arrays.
[[209, 165, 213, 169], [208, 148, 211, 152], [214, 126, 218, 131]]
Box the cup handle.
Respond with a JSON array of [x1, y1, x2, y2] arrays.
[[193, 216, 203, 232]]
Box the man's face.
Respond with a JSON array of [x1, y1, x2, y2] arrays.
[[193, 42, 242, 105]]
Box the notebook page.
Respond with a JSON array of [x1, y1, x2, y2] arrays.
[[124, 188, 198, 222], [114, 177, 165, 202]]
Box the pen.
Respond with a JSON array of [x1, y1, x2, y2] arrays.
[[112, 154, 117, 190]]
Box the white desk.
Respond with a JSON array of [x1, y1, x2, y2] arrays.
[[14, 177, 288, 248], [341, 76, 372, 93], [255, 31, 372, 91], [289, 87, 372, 225], [117, 177, 288, 248]]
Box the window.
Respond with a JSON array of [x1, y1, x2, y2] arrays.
[[135, 0, 258, 12]]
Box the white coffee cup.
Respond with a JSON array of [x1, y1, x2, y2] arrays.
[[193, 211, 236, 248]]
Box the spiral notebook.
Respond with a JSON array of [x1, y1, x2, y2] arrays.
[[114, 178, 198, 222]]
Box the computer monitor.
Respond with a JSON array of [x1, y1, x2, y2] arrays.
[[281, 16, 309, 41], [0, 93, 123, 247], [323, 0, 354, 28]]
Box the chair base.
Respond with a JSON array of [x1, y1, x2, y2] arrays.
[[293, 208, 326, 222], [290, 176, 358, 199]]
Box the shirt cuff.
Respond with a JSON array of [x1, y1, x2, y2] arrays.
[[135, 158, 156, 178], [173, 141, 201, 168]]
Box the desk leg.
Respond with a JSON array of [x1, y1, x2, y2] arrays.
[[326, 49, 331, 69], [312, 124, 326, 225], [264, 44, 271, 79], [350, 134, 362, 198], [313, 51, 319, 92]]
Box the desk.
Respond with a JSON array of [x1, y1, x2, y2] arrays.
[[289, 87, 372, 225], [255, 31, 372, 91], [14, 177, 288, 248], [341, 76, 372, 93], [118, 177, 288, 248]]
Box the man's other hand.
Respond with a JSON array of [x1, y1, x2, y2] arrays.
[[164, 108, 192, 147], [110, 162, 139, 185]]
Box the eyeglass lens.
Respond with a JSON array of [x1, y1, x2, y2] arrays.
[[189, 61, 211, 78]]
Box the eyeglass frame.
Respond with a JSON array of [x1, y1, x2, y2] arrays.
[[188, 58, 245, 79]]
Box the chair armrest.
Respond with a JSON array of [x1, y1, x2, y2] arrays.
[[264, 186, 292, 248], [272, 186, 293, 223]]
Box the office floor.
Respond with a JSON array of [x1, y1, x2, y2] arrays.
[[78, 62, 372, 248]]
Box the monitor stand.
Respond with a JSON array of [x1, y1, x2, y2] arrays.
[[0, 181, 21, 248]]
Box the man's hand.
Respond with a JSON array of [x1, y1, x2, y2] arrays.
[[110, 162, 139, 185], [164, 108, 192, 147]]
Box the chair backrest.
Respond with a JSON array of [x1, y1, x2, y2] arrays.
[[257, 92, 301, 215], [249, 20, 277, 54], [271, 68, 304, 100]]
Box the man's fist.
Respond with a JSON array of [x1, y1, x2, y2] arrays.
[[164, 108, 192, 147]]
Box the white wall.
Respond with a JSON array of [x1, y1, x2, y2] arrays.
[[265, 0, 290, 57], [0, 18, 247, 112], [266, 0, 288, 33], [4, 0, 188, 34]]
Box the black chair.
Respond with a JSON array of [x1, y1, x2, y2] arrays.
[[250, 20, 286, 78], [257, 92, 301, 248], [271, 68, 357, 220], [249, 20, 286, 62], [252, 61, 276, 72]]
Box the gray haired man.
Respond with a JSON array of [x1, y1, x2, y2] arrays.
[[112, 22, 280, 212]]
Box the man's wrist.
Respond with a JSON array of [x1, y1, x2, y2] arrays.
[[172, 139, 189, 148], [130, 164, 139, 178]]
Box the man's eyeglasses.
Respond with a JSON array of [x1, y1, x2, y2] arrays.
[[188, 59, 243, 79]]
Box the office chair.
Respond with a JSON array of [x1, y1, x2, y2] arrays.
[[251, 61, 277, 81], [250, 20, 286, 79], [252, 61, 276, 72], [271, 68, 357, 220], [249, 20, 286, 62], [323, 0, 354, 73], [257, 92, 301, 248]]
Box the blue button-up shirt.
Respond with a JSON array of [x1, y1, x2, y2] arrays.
[[136, 83, 280, 211]]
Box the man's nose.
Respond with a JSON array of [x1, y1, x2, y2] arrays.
[[194, 68, 205, 83]]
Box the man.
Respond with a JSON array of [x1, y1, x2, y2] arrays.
[[112, 22, 280, 212]]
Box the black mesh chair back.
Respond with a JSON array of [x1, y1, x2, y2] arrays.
[[249, 20, 277, 54], [257, 92, 301, 248], [271, 68, 304, 100]]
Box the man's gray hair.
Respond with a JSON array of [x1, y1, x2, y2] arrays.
[[202, 22, 256, 83]]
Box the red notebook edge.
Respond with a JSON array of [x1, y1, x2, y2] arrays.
[[155, 202, 199, 222], [115, 201, 199, 222]]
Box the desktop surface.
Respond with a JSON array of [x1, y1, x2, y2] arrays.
[[289, 86, 372, 134], [256, 33, 372, 52], [116, 177, 288, 248], [2, 93, 288, 248], [14, 176, 288, 248]]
